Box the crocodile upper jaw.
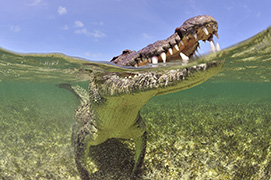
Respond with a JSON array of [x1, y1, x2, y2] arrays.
[[110, 15, 219, 67]]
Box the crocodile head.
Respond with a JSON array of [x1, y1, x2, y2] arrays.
[[110, 15, 219, 67]]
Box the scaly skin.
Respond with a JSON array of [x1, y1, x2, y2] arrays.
[[60, 15, 223, 180]]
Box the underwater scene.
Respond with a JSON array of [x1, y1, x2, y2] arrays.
[[0, 27, 271, 180]]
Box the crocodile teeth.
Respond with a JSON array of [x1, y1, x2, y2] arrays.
[[216, 42, 221, 51], [151, 56, 158, 64], [193, 33, 197, 40], [202, 27, 209, 35], [214, 32, 219, 39], [160, 52, 166, 63], [210, 41, 216, 52], [180, 52, 189, 61], [180, 40, 184, 46], [174, 44, 179, 51], [168, 48, 173, 55]]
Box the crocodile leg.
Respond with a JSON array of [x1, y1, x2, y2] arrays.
[[131, 133, 147, 179], [72, 103, 102, 180], [131, 113, 147, 179], [74, 123, 105, 180], [74, 129, 91, 180]]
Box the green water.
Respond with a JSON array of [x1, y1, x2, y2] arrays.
[[0, 28, 271, 179]]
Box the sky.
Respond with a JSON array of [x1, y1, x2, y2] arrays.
[[0, 0, 270, 61]]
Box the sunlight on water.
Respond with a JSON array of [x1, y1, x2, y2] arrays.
[[0, 27, 271, 179]]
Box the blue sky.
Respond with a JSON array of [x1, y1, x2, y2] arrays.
[[0, 0, 270, 61]]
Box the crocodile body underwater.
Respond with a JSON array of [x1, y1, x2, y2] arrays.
[[59, 15, 223, 179]]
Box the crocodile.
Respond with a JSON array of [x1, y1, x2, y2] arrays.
[[59, 15, 223, 179]]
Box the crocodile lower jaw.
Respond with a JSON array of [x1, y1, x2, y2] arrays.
[[96, 60, 224, 97]]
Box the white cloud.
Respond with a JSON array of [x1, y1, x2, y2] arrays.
[[75, 28, 88, 35], [62, 25, 69, 30], [30, 0, 47, 6], [90, 30, 106, 38], [142, 33, 151, 39], [74, 20, 106, 38], [10, 25, 21, 32], [85, 52, 102, 58], [75, 28, 106, 38], [58, 6, 67, 15], [92, 21, 104, 26], [75, 21, 84, 28]]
